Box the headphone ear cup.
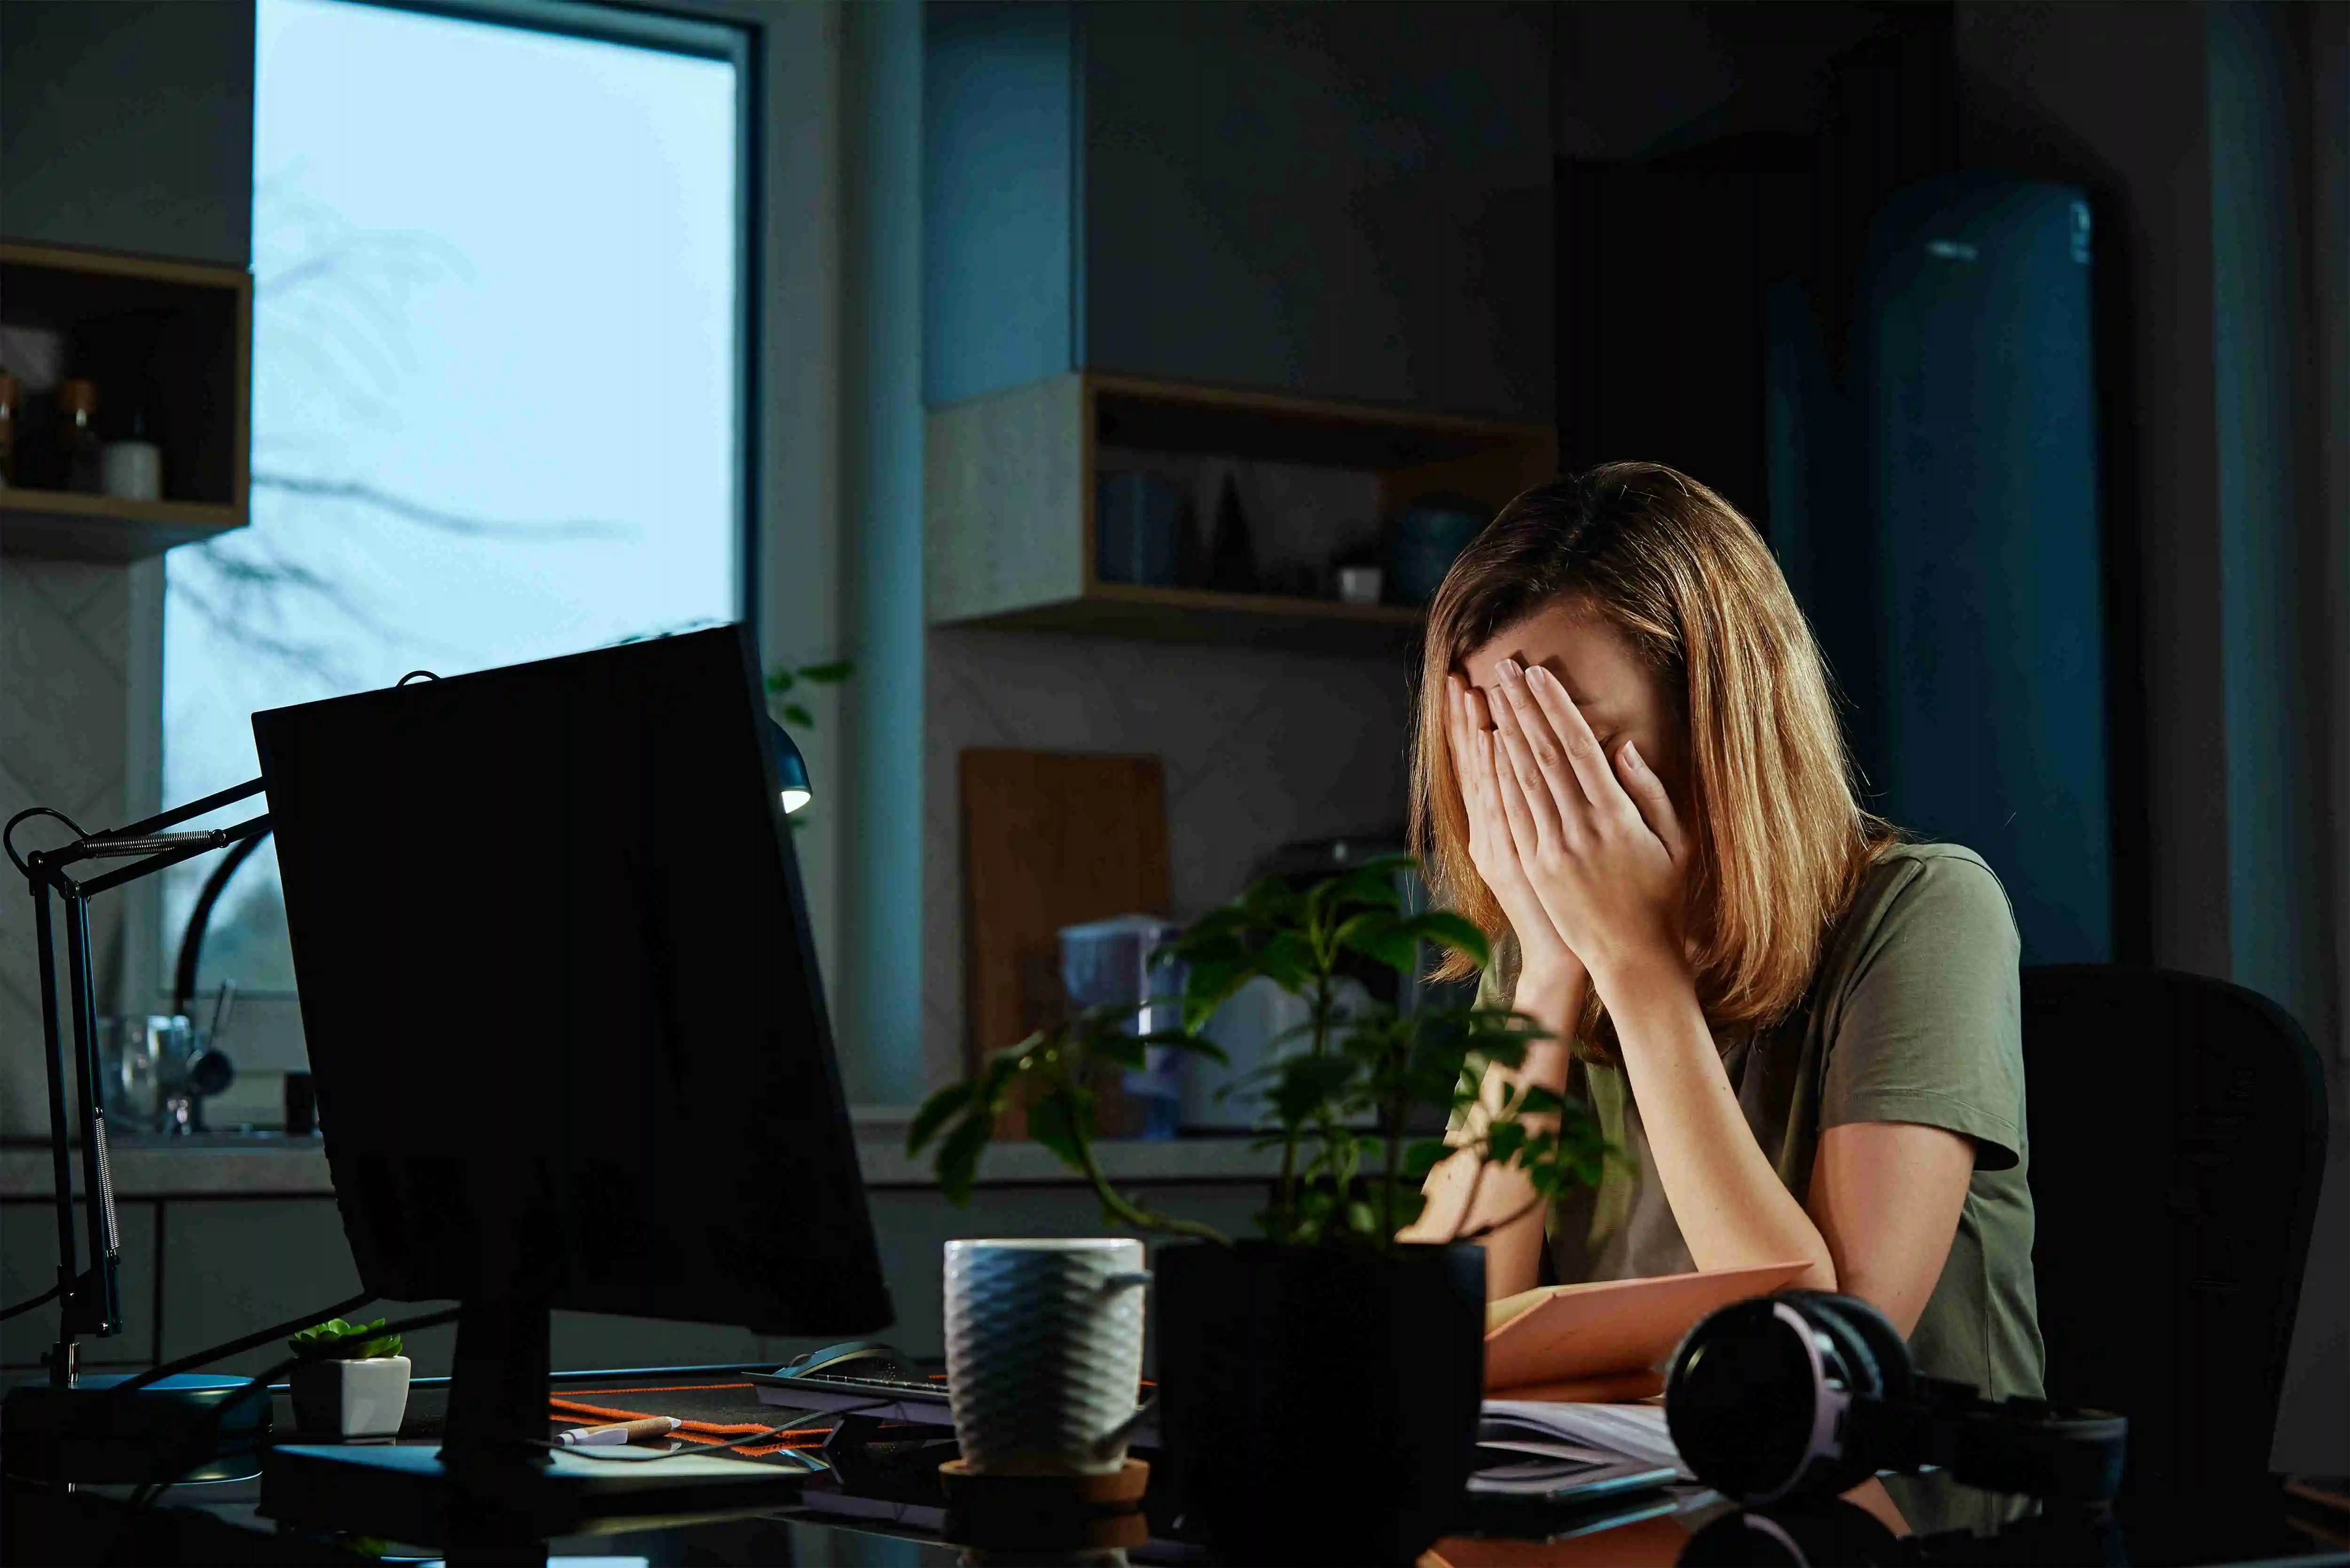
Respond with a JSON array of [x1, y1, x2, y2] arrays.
[[1802, 1292, 1917, 1404], [1768, 1292, 1911, 1497], [1667, 1297, 1836, 1506]]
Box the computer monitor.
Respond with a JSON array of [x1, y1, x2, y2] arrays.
[[251, 625, 890, 1495]]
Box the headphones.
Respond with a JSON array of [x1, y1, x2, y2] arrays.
[[1664, 1291, 2127, 1507]]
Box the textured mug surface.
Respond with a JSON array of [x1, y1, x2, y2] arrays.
[[944, 1238, 1148, 1475]]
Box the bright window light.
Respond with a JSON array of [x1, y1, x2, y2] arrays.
[[163, 0, 744, 993]]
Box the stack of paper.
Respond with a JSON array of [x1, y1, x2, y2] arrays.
[[1478, 1399, 1693, 1483], [1481, 1261, 1810, 1399]]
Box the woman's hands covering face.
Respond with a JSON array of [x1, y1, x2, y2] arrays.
[[1445, 674, 1583, 996], [1466, 659, 1693, 994]]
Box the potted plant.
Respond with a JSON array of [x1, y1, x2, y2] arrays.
[[910, 857, 1607, 1564], [287, 1317, 412, 1439]]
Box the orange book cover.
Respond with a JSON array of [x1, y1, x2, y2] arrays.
[[1481, 1262, 1810, 1399]]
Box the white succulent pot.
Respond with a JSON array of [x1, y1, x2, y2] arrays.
[[289, 1354, 412, 1438]]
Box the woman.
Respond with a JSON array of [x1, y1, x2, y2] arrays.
[[1405, 462, 2042, 1400]]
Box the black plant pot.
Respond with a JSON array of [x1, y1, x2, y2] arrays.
[[1156, 1239, 1485, 1565]]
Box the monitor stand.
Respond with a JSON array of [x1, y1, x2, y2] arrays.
[[259, 1291, 809, 1566]]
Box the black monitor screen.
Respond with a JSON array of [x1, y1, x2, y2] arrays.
[[252, 625, 891, 1337]]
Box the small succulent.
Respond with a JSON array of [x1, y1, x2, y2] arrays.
[[289, 1316, 405, 1361]]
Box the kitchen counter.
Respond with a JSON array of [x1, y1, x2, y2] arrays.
[[0, 1132, 1288, 1200]]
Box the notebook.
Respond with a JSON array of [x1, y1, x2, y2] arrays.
[[1481, 1261, 1810, 1399]]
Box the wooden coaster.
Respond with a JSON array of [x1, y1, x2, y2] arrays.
[[939, 1457, 1151, 1550]]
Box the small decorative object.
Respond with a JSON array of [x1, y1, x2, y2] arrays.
[[53, 378, 103, 494], [1094, 471, 1184, 586], [911, 857, 1608, 1564], [287, 1318, 411, 1439], [1206, 473, 1257, 592], [1336, 562, 1384, 605], [100, 409, 162, 500], [943, 1238, 1151, 1475], [1388, 494, 1492, 604]]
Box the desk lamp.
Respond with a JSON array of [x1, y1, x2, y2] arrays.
[[0, 775, 277, 1484], [1, 664, 815, 1488]]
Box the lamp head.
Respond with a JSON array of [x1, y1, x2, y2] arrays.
[[766, 719, 813, 815]]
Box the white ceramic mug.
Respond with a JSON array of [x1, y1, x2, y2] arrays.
[[943, 1237, 1150, 1475]]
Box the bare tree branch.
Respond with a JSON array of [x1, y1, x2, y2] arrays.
[[251, 473, 635, 541]]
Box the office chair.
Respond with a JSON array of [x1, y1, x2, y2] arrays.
[[2021, 965, 2329, 1504]]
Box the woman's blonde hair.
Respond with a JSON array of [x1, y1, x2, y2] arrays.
[[1410, 462, 1895, 1055]]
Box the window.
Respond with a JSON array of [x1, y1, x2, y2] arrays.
[[163, 0, 750, 1006]]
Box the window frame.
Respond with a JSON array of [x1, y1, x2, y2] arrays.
[[139, 0, 765, 1080]]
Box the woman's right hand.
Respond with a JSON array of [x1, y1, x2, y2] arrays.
[[1447, 675, 1586, 1008]]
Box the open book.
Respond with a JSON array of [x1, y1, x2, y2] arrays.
[[1481, 1261, 1810, 1400]]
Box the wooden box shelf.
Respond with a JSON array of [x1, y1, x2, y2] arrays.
[[925, 373, 1556, 655], [0, 242, 251, 561]]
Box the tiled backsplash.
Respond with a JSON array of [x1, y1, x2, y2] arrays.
[[922, 623, 1418, 1089], [0, 559, 136, 1137]]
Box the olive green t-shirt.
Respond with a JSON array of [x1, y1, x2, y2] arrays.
[[1482, 842, 2045, 1400]]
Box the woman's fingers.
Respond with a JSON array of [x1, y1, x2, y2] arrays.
[[1523, 664, 1629, 821], [1451, 682, 1495, 831], [1484, 729, 1546, 869], [1614, 740, 1689, 861], [1492, 661, 1585, 839], [1485, 671, 1566, 847]]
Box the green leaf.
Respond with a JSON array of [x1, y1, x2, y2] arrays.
[[765, 669, 796, 694], [1270, 1053, 1358, 1127], [907, 1082, 974, 1154], [1093, 1032, 1147, 1070], [1403, 910, 1490, 967], [1515, 1084, 1567, 1118], [1257, 931, 1318, 992], [797, 660, 854, 684], [1319, 863, 1407, 914], [1335, 911, 1419, 974], [1239, 874, 1304, 917], [1181, 956, 1253, 1033], [290, 1316, 405, 1360], [782, 702, 815, 728], [1137, 1030, 1229, 1065], [1345, 1200, 1378, 1237], [1026, 1091, 1088, 1172], [935, 1113, 994, 1207]]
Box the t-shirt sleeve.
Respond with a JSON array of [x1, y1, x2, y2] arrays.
[[1821, 850, 2027, 1170]]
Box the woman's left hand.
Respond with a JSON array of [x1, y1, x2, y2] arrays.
[[1483, 657, 1692, 996]]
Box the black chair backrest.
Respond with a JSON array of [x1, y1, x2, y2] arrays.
[[2021, 965, 2328, 1495]]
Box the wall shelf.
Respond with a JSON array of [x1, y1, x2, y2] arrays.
[[0, 488, 243, 561], [0, 241, 251, 561], [926, 373, 1555, 655]]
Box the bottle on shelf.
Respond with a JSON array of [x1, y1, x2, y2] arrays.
[[55, 378, 103, 494], [101, 406, 164, 501]]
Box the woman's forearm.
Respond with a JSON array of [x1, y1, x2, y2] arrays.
[[1407, 965, 1587, 1299], [1602, 962, 1837, 1286]]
